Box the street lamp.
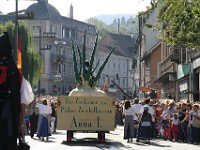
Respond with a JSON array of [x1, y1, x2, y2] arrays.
[[15, 0, 18, 62], [53, 40, 66, 94]]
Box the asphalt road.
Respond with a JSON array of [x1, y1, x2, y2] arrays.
[[25, 126, 200, 150]]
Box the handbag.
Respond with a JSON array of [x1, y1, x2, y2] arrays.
[[16, 137, 30, 150]]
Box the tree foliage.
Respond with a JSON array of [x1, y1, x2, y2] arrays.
[[137, 0, 200, 48], [157, 0, 200, 47], [0, 21, 42, 86], [87, 17, 137, 41], [87, 18, 115, 41]]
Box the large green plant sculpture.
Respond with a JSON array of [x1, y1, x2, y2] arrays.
[[69, 31, 115, 97]]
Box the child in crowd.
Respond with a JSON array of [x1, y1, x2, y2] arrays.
[[162, 114, 171, 140], [171, 113, 180, 141]]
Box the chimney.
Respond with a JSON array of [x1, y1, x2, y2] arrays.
[[70, 4, 73, 19]]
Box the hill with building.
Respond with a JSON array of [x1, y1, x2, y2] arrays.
[[93, 14, 136, 25]]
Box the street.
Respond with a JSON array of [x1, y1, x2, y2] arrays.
[[26, 126, 200, 150]]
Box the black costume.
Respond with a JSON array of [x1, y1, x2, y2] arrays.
[[0, 32, 21, 150]]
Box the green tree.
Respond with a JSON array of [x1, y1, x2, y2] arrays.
[[87, 18, 115, 41], [0, 21, 42, 86], [156, 0, 200, 48], [121, 16, 126, 27]]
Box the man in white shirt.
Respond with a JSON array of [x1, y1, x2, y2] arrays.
[[132, 98, 142, 137]]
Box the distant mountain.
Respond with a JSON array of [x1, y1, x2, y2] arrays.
[[93, 14, 136, 25]]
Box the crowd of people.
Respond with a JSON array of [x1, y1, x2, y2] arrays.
[[24, 95, 58, 142], [116, 98, 200, 145]]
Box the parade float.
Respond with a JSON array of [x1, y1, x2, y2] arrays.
[[57, 32, 116, 142]]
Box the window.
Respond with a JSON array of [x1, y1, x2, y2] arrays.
[[62, 29, 65, 38], [118, 63, 120, 71], [113, 63, 116, 70], [107, 62, 110, 69], [86, 37, 89, 45], [69, 30, 72, 38], [123, 78, 125, 87], [123, 63, 125, 72], [80, 35, 83, 43], [102, 75, 105, 83]]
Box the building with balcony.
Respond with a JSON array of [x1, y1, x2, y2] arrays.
[[139, 6, 200, 102], [96, 33, 135, 99], [139, 7, 162, 99], [0, 0, 97, 95]]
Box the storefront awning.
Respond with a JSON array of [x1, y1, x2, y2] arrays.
[[139, 86, 152, 92]]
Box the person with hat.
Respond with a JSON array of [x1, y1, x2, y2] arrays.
[[0, 32, 22, 149]]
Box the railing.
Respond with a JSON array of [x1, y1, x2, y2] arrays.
[[159, 55, 176, 76], [189, 47, 200, 59]]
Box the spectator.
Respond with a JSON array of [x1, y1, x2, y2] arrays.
[[171, 113, 180, 141], [123, 100, 136, 142], [191, 104, 200, 145], [178, 103, 188, 143], [162, 114, 171, 140], [132, 98, 142, 137], [37, 99, 52, 141], [136, 106, 152, 144], [115, 103, 124, 126]]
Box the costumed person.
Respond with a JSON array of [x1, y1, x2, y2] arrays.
[[123, 100, 136, 142], [0, 32, 22, 149], [136, 106, 152, 144], [137, 98, 154, 142], [27, 97, 39, 138], [37, 99, 52, 141], [50, 102, 56, 133]]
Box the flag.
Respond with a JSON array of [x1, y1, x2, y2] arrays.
[[17, 25, 22, 69]]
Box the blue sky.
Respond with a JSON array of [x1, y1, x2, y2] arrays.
[[0, 0, 150, 21]]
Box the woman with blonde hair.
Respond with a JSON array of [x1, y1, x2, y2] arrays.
[[37, 99, 52, 141]]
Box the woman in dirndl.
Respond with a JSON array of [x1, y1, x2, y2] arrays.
[[137, 106, 152, 144], [37, 99, 52, 141]]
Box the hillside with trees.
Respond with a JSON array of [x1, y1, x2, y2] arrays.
[[87, 16, 138, 41]]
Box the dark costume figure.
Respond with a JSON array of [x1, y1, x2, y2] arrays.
[[0, 32, 21, 150], [27, 98, 39, 138], [136, 107, 152, 144]]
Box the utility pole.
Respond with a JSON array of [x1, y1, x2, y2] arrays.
[[138, 17, 142, 87], [15, 0, 18, 62], [38, 26, 42, 97]]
